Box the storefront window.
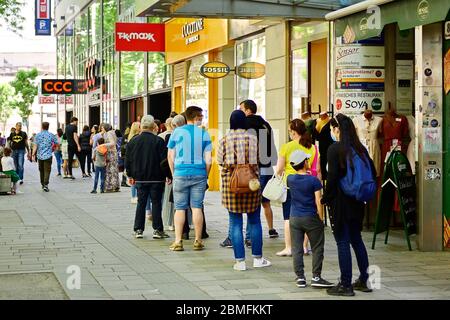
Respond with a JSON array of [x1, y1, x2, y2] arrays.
[[148, 52, 170, 92], [66, 30, 74, 79], [121, 52, 145, 97], [292, 47, 308, 119], [75, 10, 89, 57], [57, 35, 65, 79], [236, 35, 266, 117], [103, 0, 117, 38], [90, 0, 102, 47], [186, 54, 209, 125]]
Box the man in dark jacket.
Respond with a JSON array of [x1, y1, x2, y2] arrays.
[[126, 115, 169, 240], [241, 100, 279, 241]]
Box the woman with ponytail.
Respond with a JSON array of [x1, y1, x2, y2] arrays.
[[275, 119, 321, 257]]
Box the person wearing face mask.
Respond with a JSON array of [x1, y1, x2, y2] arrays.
[[321, 113, 376, 297]]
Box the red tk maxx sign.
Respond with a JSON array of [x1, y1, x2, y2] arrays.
[[115, 23, 165, 52]]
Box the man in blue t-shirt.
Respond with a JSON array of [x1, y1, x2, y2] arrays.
[[167, 106, 212, 252], [287, 150, 333, 289]]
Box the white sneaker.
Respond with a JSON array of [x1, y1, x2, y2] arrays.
[[168, 226, 175, 231], [233, 261, 246, 271], [253, 257, 272, 268], [131, 197, 138, 204]]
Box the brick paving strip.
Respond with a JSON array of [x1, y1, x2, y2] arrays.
[[1, 161, 450, 300]]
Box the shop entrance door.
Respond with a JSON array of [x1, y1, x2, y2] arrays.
[[148, 91, 171, 122], [120, 97, 144, 130], [89, 105, 100, 128]]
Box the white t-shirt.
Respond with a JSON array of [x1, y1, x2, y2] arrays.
[[1, 156, 15, 171]]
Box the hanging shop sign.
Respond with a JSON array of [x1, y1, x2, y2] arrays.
[[335, 68, 384, 90], [165, 18, 228, 64], [41, 80, 87, 95], [335, 45, 384, 68], [35, 0, 51, 36], [335, 91, 384, 113], [372, 150, 417, 251], [236, 62, 266, 79], [38, 95, 55, 104], [115, 22, 165, 52], [200, 61, 231, 79], [84, 58, 101, 91]]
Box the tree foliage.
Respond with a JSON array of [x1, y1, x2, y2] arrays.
[[10, 68, 39, 130], [0, 83, 16, 131], [0, 0, 25, 34]]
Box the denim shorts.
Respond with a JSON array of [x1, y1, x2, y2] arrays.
[[260, 174, 272, 203], [173, 176, 207, 210]]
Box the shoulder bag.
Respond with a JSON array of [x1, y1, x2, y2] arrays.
[[262, 173, 287, 202], [229, 136, 260, 194]]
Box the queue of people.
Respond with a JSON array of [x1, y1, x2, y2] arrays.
[[0, 101, 376, 297]]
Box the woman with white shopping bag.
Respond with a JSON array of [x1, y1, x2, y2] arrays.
[[273, 119, 321, 257]]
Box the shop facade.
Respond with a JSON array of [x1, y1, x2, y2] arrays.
[[54, 0, 171, 130], [327, 0, 450, 251]]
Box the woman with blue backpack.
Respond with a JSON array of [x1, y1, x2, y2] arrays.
[[322, 113, 377, 297]]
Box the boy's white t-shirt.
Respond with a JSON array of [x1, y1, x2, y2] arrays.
[[1, 156, 15, 171]]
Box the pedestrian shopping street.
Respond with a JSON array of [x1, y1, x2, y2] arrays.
[[0, 161, 449, 300]]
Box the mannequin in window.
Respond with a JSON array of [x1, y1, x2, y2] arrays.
[[301, 111, 316, 145], [379, 105, 410, 176], [314, 111, 333, 181], [352, 109, 383, 177]]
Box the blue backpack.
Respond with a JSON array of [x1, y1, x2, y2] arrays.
[[339, 149, 376, 202]]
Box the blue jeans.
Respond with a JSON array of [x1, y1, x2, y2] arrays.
[[333, 220, 370, 287], [229, 207, 263, 261], [93, 166, 106, 191], [54, 151, 62, 175], [173, 175, 207, 210], [131, 184, 137, 198], [228, 218, 251, 241], [12, 149, 25, 180]]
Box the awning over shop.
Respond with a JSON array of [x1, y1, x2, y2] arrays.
[[329, 0, 450, 43], [136, 0, 362, 19]]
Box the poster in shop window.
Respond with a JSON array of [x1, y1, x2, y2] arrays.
[[335, 91, 384, 114]]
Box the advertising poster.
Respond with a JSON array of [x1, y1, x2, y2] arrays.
[[335, 91, 384, 114], [335, 68, 384, 90], [335, 45, 385, 68], [396, 60, 414, 114]]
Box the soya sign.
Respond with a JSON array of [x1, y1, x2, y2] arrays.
[[335, 91, 384, 113], [115, 23, 165, 52]]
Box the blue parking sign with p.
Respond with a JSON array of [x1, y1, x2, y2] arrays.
[[35, 19, 51, 36]]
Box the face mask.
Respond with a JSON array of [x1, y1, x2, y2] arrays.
[[195, 120, 203, 127], [330, 131, 337, 142]]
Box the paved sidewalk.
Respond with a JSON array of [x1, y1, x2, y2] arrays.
[[0, 161, 449, 300]]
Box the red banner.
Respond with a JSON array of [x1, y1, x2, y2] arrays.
[[115, 23, 165, 52], [38, 0, 50, 19]]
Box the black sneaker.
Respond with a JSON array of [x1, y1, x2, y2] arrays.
[[43, 186, 49, 192], [245, 239, 252, 248], [134, 230, 144, 239], [352, 278, 373, 293], [19, 180, 23, 185], [90, 190, 97, 194], [269, 229, 279, 238], [296, 277, 307, 288], [311, 276, 334, 288], [202, 232, 209, 239], [220, 237, 233, 248], [182, 233, 189, 240], [327, 283, 355, 297], [70, 176, 75, 180], [153, 230, 170, 239], [100, 190, 105, 193]]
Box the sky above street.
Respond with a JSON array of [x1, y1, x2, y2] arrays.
[[0, 0, 56, 53]]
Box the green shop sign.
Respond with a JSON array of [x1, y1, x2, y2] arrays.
[[335, 0, 450, 43]]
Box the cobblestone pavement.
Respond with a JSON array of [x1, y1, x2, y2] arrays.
[[1, 161, 449, 300]]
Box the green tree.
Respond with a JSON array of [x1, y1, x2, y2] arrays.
[[10, 68, 39, 132], [0, 83, 16, 132], [0, 0, 25, 34]]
